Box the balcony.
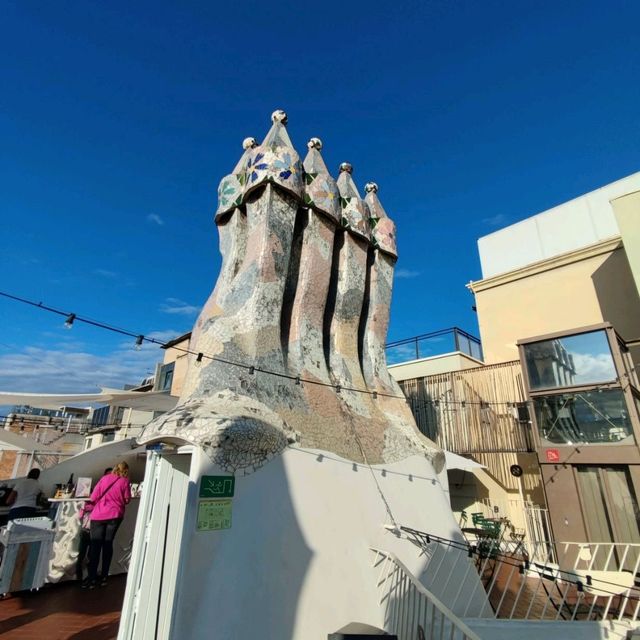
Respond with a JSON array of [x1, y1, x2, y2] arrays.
[[385, 327, 483, 365]]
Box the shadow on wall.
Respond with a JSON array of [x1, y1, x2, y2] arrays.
[[448, 469, 488, 514], [592, 249, 640, 349]]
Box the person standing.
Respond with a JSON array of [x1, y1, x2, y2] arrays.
[[76, 467, 113, 582], [7, 468, 42, 521], [83, 461, 131, 588]]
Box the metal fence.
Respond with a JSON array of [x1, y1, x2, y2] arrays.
[[386, 328, 483, 365]]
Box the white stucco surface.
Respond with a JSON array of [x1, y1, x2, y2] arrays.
[[388, 352, 483, 381], [164, 446, 488, 639], [478, 172, 640, 279]]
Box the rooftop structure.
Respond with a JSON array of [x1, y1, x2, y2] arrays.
[[119, 111, 488, 639], [477, 172, 640, 279]]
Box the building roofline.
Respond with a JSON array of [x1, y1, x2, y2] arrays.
[[161, 331, 192, 350], [478, 171, 640, 244], [468, 236, 622, 294]]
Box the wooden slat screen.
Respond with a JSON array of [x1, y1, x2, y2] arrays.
[[399, 361, 534, 454]]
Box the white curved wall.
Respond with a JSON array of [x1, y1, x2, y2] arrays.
[[166, 446, 488, 639]]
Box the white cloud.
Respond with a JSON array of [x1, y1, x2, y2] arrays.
[[571, 352, 617, 384], [0, 329, 182, 394], [386, 343, 419, 365], [482, 213, 508, 226], [94, 268, 117, 278], [395, 269, 421, 279], [147, 213, 164, 226], [160, 298, 201, 316]]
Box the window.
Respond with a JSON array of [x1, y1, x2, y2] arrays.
[[158, 362, 175, 392], [112, 406, 125, 425], [533, 389, 633, 445], [576, 466, 640, 569], [523, 330, 617, 391], [92, 405, 110, 427]]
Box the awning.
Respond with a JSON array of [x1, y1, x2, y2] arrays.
[[444, 451, 486, 471], [0, 389, 179, 412]]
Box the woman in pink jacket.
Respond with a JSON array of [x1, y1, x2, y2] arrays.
[[83, 461, 131, 588]]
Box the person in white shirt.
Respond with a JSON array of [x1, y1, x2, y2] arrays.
[[7, 468, 42, 521]]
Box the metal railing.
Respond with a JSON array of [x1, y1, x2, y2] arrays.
[[1, 414, 92, 435], [397, 526, 640, 627], [371, 548, 482, 640], [386, 328, 483, 365], [473, 499, 555, 563]]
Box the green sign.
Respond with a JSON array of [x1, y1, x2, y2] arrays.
[[199, 475, 235, 498], [197, 499, 232, 531]]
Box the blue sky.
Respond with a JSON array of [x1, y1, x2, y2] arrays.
[[1, 1, 639, 393]]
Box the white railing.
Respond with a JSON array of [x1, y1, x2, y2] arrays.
[[397, 527, 640, 625], [477, 540, 640, 623], [371, 548, 482, 640]]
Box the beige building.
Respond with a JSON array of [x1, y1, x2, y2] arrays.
[[154, 331, 192, 398], [388, 173, 640, 551], [470, 172, 640, 366], [465, 172, 640, 548]]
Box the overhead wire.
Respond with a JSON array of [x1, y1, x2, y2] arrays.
[[0, 289, 407, 400], [0, 289, 535, 408], [5, 294, 638, 597]]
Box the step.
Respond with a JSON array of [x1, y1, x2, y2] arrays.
[[463, 618, 636, 640]]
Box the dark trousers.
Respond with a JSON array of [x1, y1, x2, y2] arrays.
[[88, 518, 122, 581], [7, 506, 36, 521], [76, 528, 91, 580]]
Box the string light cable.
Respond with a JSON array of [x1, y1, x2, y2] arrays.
[[0, 290, 547, 409], [0, 290, 407, 401], [5, 292, 637, 597]]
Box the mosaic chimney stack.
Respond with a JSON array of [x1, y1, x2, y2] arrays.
[[140, 111, 441, 472]]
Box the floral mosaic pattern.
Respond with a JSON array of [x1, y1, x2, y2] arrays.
[[371, 217, 397, 257], [244, 148, 303, 197], [303, 173, 340, 223], [365, 190, 397, 257], [216, 173, 245, 218], [339, 196, 371, 240], [213, 117, 398, 254]]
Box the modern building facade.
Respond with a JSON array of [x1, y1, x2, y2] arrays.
[[470, 172, 640, 366], [467, 172, 640, 548]]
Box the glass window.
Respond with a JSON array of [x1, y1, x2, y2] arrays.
[[523, 330, 617, 391], [576, 466, 615, 543], [533, 389, 633, 445], [159, 363, 175, 391], [576, 466, 640, 569]]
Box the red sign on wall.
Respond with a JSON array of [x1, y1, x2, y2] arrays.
[[545, 448, 560, 463]]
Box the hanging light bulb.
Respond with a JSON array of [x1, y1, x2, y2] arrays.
[[135, 335, 144, 350], [64, 313, 76, 329], [195, 352, 204, 367]]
